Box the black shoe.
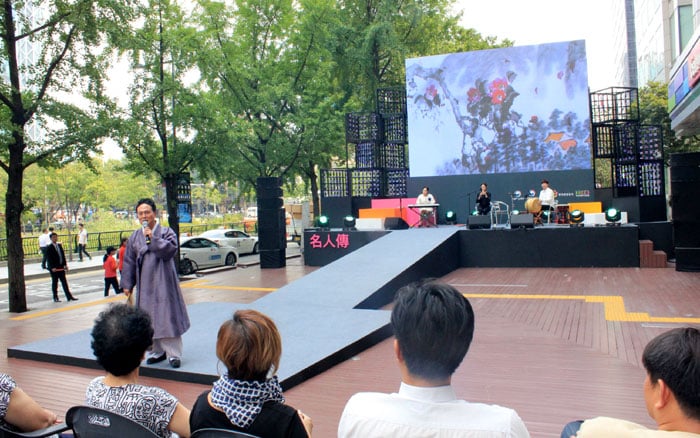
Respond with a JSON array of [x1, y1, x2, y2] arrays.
[[146, 353, 166, 365], [53, 297, 60, 302], [169, 357, 181, 368], [68, 296, 79, 301]]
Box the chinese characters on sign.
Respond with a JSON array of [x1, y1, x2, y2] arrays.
[[308, 232, 351, 249]]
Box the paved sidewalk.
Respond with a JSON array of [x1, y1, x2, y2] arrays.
[[0, 245, 303, 284]]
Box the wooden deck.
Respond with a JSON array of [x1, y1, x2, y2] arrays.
[[2, 259, 699, 437]]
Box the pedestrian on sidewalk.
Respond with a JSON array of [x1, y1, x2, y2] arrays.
[[103, 246, 120, 296], [117, 237, 127, 293], [38, 228, 52, 270], [77, 223, 91, 261], [45, 233, 78, 302]]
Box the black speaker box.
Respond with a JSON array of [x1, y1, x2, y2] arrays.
[[384, 217, 409, 230], [257, 197, 283, 209], [257, 177, 282, 189], [258, 208, 285, 229], [675, 247, 700, 272], [260, 248, 286, 269], [510, 213, 534, 229], [258, 227, 286, 250], [257, 187, 284, 199], [467, 215, 491, 229]]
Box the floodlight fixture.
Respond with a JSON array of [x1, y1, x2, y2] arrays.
[[605, 207, 621, 225], [316, 215, 330, 228], [570, 209, 585, 227], [445, 210, 456, 224], [343, 215, 356, 229]]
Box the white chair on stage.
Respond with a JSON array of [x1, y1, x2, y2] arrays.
[[490, 201, 510, 227]]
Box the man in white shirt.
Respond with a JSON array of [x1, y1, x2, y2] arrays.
[[538, 179, 555, 210], [338, 281, 530, 438], [561, 327, 700, 438], [38, 228, 52, 270], [77, 223, 91, 261], [416, 186, 437, 227]]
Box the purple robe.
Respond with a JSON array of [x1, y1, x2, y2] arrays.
[[121, 223, 190, 339]]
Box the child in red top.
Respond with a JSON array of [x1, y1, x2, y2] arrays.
[[103, 246, 120, 296]]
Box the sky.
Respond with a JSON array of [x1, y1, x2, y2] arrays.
[[454, 0, 618, 90]]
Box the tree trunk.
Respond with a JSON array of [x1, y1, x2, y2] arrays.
[[6, 144, 27, 313], [164, 173, 181, 268], [308, 160, 320, 217]]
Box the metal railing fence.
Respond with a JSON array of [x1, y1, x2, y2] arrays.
[[0, 221, 255, 262]]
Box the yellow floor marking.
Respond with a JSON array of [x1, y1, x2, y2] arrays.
[[10, 295, 126, 321], [463, 293, 700, 324], [181, 279, 276, 292]]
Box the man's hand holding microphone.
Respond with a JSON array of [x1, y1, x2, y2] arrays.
[[142, 220, 152, 244]]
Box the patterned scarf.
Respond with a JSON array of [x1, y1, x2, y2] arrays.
[[210, 374, 285, 428]]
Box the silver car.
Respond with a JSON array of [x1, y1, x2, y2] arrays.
[[179, 236, 238, 274], [199, 229, 259, 255]]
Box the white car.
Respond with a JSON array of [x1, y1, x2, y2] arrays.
[[179, 236, 238, 274], [199, 229, 259, 255]]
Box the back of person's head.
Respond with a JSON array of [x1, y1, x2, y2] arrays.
[[642, 327, 700, 421], [91, 304, 154, 376], [216, 309, 282, 381], [391, 281, 475, 381]]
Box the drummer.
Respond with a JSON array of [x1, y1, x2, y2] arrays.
[[538, 180, 556, 211]]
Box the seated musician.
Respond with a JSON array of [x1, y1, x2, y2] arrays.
[[476, 183, 491, 215], [416, 186, 437, 227], [538, 180, 556, 211]]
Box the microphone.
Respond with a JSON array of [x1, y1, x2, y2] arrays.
[[142, 220, 151, 244]]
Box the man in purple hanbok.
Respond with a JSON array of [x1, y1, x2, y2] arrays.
[[121, 198, 190, 368]]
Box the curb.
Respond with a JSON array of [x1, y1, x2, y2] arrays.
[[1, 253, 302, 285]]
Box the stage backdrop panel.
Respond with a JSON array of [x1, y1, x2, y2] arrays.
[[405, 40, 591, 177]]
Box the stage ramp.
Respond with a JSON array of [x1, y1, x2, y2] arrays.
[[8, 228, 460, 389]]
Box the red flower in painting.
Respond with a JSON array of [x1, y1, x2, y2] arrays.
[[491, 88, 506, 104], [425, 84, 438, 98], [489, 77, 508, 92], [467, 87, 480, 103]]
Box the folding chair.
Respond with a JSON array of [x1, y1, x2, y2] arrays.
[[191, 428, 261, 438], [65, 406, 159, 438]]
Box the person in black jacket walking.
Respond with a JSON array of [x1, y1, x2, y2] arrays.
[[45, 233, 78, 302]]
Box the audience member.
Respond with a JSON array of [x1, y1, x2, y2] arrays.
[[86, 304, 191, 438], [77, 223, 91, 261], [561, 327, 700, 438], [338, 281, 530, 437], [102, 246, 120, 296], [190, 309, 312, 437], [0, 373, 59, 433]]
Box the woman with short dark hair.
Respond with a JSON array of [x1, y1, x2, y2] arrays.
[[86, 304, 190, 437], [190, 309, 313, 437]]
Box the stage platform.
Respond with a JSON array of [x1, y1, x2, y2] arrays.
[[305, 224, 641, 268], [8, 228, 461, 389]]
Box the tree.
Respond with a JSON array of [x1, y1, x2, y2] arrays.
[[638, 81, 700, 160], [1, 0, 136, 312], [115, 0, 206, 244]]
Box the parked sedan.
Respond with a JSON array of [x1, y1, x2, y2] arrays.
[[179, 236, 238, 274], [199, 229, 259, 255]]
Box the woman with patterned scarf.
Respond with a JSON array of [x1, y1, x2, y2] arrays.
[[190, 309, 313, 437]]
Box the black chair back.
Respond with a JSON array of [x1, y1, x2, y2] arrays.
[[66, 405, 160, 437], [0, 423, 70, 438], [192, 428, 261, 438]]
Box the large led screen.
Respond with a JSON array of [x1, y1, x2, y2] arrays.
[[406, 40, 591, 177]]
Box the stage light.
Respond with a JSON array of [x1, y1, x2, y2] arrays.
[[343, 215, 356, 229], [605, 207, 621, 225], [445, 210, 456, 224], [512, 209, 520, 215], [570, 209, 584, 227], [471, 209, 479, 216], [316, 215, 330, 228]]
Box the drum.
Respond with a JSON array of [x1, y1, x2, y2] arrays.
[[524, 197, 542, 213], [556, 204, 570, 224]]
